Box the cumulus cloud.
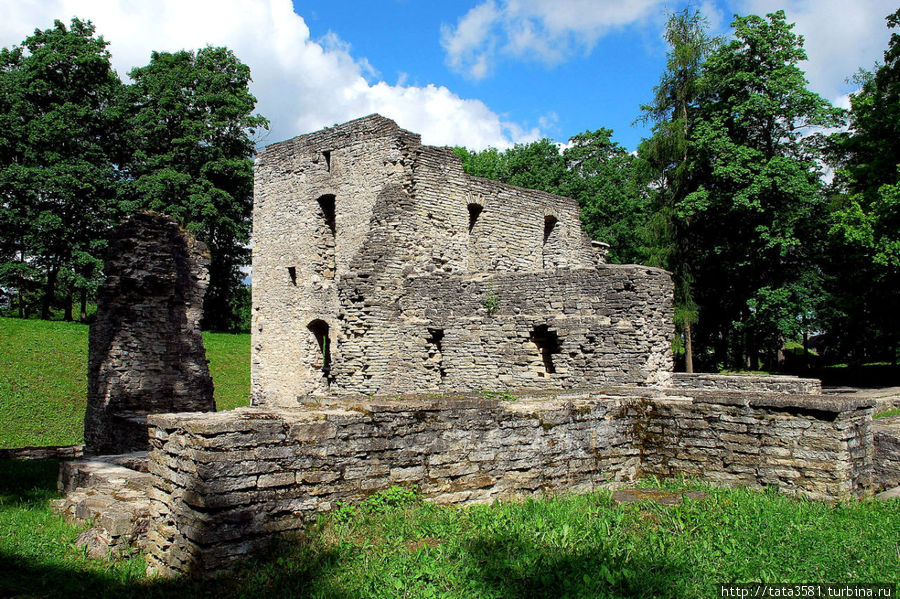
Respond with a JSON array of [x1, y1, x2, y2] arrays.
[[734, 0, 895, 101], [0, 0, 535, 149], [441, 0, 665, 79]]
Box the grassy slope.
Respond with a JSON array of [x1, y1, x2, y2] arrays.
[[0, 467, 897, 598], [0, 317, 249, 448]]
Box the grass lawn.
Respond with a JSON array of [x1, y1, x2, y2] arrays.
[[0, 317, 249, 449], [0, 460, 897, 598], [1, 317, 898, 596]]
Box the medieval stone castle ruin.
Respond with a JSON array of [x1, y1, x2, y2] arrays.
[[63, 115, 897, 577], [251, 114, 672, 403]]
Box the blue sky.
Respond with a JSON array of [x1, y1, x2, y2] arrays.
[[2, 0, 896, 152]]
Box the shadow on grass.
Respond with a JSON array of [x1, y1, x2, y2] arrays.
[[0, 458, 360, 599], [2, 459, 687, 598], [0, 457, 63, 504], [463, 534, 683, 599], [0, 544, 360, 599]]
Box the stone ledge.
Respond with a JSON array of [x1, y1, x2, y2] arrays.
[[682, 389, 875, 413]]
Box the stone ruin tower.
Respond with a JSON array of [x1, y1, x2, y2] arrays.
[[84, 212, 215, 454], [251, 115, 674, 406]]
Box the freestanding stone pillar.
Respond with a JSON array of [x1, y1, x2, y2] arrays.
[[84, 212, 215, 454]]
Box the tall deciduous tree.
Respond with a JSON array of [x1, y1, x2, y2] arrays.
[[560, 129, 651, 264], [123, 47, 268, 331], [0, 19, 123, 320], [638, 8, 720, 372], [686, 11, 843, 369], [827, 9, 900, 364]]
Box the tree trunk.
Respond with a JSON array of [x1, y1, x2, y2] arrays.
[[40, 267, 57, 320], [80, 288, 88, 322], [684, 319, 694, 373], [63, 293, 73, 322], [802, 327, 809, 372]]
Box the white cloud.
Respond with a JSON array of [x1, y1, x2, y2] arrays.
[[441, 0, 666, 79], [734, 0, 895, 101], [0, 0, 535, 149]]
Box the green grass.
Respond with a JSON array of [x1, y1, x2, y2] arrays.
[[875, 408, 900, 419], [0, 317, 249, 448], [202, 329, 251, 411], [0, 464, 897, 598]]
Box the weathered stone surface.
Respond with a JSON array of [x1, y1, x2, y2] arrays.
[[55, 453, 153, 556], [144, 389, 872, 577], [0, 444, 83, 460], [640, 390, 874, 501], [672, 373, 822, 394], [874, 415, 900, 491], [85, 212, 215, 454], [251, 115, 673, 404]]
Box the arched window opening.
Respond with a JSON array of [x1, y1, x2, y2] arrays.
[[530, 324, 560, 376], [307, 319, 332, 379]]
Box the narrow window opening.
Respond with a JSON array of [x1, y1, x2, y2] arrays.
[[307, 319, 332, 382], [543, 215, 557, 244], [542, 215, 560, 269], [287, 266, 297, 285], [318, 195, 336, 235], [530, 325, 560, 376], [426, 328, 446, 382], [322, 150, 332, 172], [315, 194, 336, 279], [467, 203, 483, 233]]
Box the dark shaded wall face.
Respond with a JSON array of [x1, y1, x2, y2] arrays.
[[85, 212, 215, 455]]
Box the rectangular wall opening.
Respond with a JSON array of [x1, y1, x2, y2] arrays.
[[426, 328, 446, 383], [467, 203, 483, 271], [307, 319, 332, 386], [315, 194, 337, 279], [287, 266, 297, 285], [530, 324, 560, 376], [542, 215, 560, 269], [323, 150, 332, 172]]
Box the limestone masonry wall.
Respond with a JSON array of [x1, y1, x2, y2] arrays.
[[85, 213, 215, 455], [145, 390, 874, 577], [671, 373, 823, 394], [874, 416, 900, 490], [251, 115, 672, 405], [641, 391, 873, 500]]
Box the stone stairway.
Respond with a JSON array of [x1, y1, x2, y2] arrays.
[[52, 452, 153, 559]]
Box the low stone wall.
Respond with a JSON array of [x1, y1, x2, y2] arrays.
[[145, 389, 875, 577], [642, 391, 873, 500], [146, 394, 638, 577], [0, 445, 84, 460], [671, 373, 822, 394], [874, 416, 900, 491]]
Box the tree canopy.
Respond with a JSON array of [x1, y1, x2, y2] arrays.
[[0, 19, 266, 331]]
